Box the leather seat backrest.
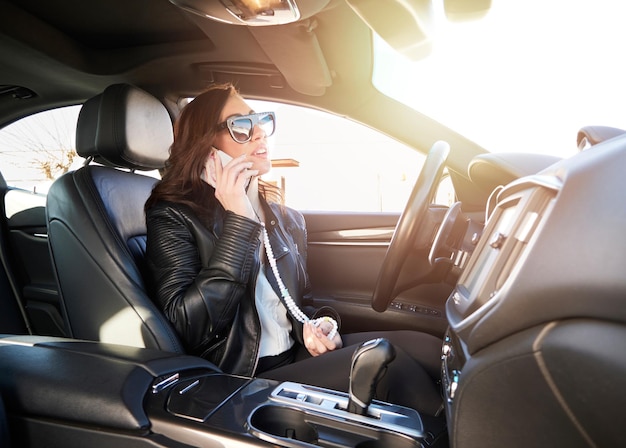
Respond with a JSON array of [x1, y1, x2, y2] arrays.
[[46, 84, 184, 353]]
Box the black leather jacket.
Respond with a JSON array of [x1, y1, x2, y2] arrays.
[[145, 198, 336, 376]]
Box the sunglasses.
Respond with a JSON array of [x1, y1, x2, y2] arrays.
[[217, 111, 276, 144]]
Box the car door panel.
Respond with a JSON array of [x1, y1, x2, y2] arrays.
[[5, 189, 65, 336], [303, 208, 451, 338]]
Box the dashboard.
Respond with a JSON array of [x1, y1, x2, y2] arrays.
[[440, 136, 626, 447]]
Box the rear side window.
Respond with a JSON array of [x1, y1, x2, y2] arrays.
[[0, 106, 81, 194]]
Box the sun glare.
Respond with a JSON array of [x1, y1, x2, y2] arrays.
[[374, 0, 626, 158]]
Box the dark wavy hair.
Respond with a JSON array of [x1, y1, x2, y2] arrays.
[[145, 83, 281, 221]]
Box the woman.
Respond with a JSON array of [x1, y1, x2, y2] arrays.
[[145, 83, 443, 415]]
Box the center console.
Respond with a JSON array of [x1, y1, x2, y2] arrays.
[[148, 337, 426, 447], [148, 372, 424, 448], [0, 335, 429, 448]]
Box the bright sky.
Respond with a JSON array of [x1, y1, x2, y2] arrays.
[[374, 0, 626, 159]]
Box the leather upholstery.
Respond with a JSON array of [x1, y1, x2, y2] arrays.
[[46, 84, 184, 353], [76, 84, 172, 170]]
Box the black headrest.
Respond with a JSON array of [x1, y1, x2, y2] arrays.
[[76, 84, 173, 170]]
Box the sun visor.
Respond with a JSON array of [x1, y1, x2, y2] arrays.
[[346, 0, 493, 61], [346, 0, 434, 61], [250, 20, 332, 96], [443, 0, 491, 22]]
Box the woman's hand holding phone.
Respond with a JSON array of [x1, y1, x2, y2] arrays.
[[203, 148, 258, 220]]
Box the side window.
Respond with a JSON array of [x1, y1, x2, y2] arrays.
[[0, 106, 82, 196], [434, 171, 456, 207], [248, 100, 426, 212]]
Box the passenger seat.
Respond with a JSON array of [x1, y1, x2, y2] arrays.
[[46, 84, 184, 353]]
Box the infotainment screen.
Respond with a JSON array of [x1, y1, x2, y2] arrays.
[[454, 197, 520, 315], [450, 180, 557, 326]]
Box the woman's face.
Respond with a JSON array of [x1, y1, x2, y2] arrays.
[[214, 94, 272, 176]]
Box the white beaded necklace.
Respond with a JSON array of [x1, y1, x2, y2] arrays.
[[260, 223, 338, 340]]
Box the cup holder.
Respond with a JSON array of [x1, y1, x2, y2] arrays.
[[248, 404, 421, 448], [249, 404, 318, 444]]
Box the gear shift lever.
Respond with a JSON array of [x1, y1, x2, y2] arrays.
[[347, 338, 396, 415]]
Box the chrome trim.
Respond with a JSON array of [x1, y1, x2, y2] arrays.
[[179, 379, 200, 394], [152, 373, 180, 394], [308, 241, 389, 247], [311, 227, 394, 241]]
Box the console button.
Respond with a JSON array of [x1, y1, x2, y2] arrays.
[[448, 370, 461, 403], [489, 231, 506, 248]]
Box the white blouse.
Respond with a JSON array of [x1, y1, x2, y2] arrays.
[[255, 265, 294, 357], [248, 178, 294, 357]]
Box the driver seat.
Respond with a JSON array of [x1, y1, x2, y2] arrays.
[[46, 84, 184, 353]]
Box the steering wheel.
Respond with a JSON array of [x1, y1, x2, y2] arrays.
[[371, 141, 450, 312]]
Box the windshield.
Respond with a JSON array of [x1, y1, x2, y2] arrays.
[[373, 0, 626, 159]]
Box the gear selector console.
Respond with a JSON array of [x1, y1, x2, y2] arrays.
[[145, 338, 425, 448], [246, 339, 423, 447]]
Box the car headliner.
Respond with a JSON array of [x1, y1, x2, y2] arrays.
[[0, 0, 492, 203]]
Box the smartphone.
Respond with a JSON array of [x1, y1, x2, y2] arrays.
[[215, 148, 234, 166], [203, 148, 250, 188]]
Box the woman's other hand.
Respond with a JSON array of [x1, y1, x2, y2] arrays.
[[303, 322, 343, 357]]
